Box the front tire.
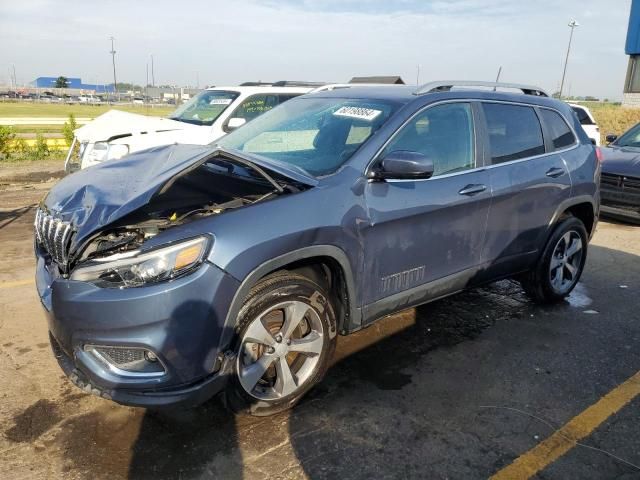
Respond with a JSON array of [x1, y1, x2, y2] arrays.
[[520, 216, 588, 304], [224, 271, 337, 416]]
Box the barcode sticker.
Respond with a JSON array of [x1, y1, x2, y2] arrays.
[[209, 98, 233, 105], [333, 106, 382, 121]]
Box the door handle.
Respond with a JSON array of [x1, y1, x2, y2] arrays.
[[458, 184, 487, 196], [546, 167, 565, 178]]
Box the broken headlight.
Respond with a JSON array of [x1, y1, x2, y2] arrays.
[[70, 236, 210, 288]]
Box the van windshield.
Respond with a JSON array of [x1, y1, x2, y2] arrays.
[[169, 90, 239, 126], [218, 97, 397, 176]]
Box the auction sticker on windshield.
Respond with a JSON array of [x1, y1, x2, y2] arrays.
[[333, 106, 382, 122], [209, 98, 233, 105]]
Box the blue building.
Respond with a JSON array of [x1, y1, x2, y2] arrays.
[[30, 77, 114, 93], [624, 0, 640, 104]]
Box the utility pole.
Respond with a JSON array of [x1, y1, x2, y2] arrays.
[[109, 36, 118, 102], [12, 64, 17, 89], [559, 20, 579, 99], [416, 64, 420, 86], [151, 54, 155, 87]]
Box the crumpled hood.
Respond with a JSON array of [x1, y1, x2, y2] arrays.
[[43, 143, 213, 252], [43, 144, 317, 254], [601, 146, 640, 177], [74, 109, 197, 143]]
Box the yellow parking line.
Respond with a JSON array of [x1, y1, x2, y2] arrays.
[[0, 279, 34, 289], [491, 370, 640, 479]]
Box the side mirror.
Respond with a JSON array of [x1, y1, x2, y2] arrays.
[[226, 117, 247, 132], [369, 150, 435, 181], [605, 134, 618, 144]]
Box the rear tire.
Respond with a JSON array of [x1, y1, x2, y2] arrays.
[[520, 216, 588, 304], [224, 271, 337, 417]]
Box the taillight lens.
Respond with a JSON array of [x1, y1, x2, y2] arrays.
[[595, 147, 603, 163]]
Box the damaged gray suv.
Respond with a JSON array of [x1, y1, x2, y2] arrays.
[[35, 81, 600, 415]]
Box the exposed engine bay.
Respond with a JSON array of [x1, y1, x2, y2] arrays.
[[75, 157, 303, 264]]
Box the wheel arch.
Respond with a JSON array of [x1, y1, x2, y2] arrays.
[[549, 196, 597, 239], [220, 246, 361, 351]]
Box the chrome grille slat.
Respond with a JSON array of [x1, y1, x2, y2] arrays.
[[34, 208, 73, 268]]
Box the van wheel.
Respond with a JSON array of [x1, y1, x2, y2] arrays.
[[224, 271, 337, 416], [520, 216, 588, 304]]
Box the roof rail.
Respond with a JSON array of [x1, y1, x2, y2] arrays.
[[271, 81, 327, 87], [415, 80, 548, 97]]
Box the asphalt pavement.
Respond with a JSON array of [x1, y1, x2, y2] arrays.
[[0, 181, 639, 479]]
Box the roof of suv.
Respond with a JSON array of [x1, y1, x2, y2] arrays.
[[306, 82, 565, 110], [205, 85, 313, 95]]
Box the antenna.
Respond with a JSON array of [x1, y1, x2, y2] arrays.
[[494, 66, 502, 91]]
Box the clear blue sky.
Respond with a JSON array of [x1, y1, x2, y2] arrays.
[[0, 0, 632, 99]]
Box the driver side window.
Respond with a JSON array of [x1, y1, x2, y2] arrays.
[[384, 102, 475, 176]]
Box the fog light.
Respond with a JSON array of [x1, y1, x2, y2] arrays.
[[84, 345, 166, 377], [144, 350, 158, 362]]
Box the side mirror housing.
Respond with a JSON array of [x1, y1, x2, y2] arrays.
[[369, 150, 435, 181], [226, 117, 247, 132], [605, 134, 618, 144]]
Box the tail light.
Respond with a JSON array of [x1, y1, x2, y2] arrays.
[[595, 147, 604, 163]]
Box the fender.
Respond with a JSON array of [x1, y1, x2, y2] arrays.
[[219, 245, 362, 351], [547, 194, 598, 239]]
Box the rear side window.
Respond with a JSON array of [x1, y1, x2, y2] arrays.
[[571, 106, 595, 125], [540, 109, 576, 150], [482, 103, 545, 164]]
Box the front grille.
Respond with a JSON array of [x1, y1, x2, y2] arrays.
[[601, 173, 640, 192], [34, 208, 73, 267]]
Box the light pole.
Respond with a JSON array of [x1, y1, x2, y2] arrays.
[[559, 19, 579, 99], [109, 36, 118, 102]]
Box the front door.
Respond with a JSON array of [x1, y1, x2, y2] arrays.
[[361, 102, 491, 321]]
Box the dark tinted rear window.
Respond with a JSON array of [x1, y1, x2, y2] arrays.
[[482, 103, 545, 164], [540, 109, 576, 150], [571, 106, 595, 125]]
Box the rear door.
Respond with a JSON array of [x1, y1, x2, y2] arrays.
[[362, 101, 492, 319], [480, 102, 574, 278]]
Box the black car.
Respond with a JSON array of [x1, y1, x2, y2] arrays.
[[600, 124, 640, 223]]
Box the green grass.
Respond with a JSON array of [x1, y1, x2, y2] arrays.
[[572, 102, 640, 143], [0, 102, 174, 118]]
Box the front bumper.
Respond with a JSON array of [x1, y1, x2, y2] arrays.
[[600, 186, 640, 224], [36, 252, 241, 408]]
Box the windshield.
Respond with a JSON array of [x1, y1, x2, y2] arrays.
[[614, 123, 640, 147], [218, 96, 398, 176], [169, 90, 239, 126]]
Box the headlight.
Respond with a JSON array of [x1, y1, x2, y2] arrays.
[[85, 142, 129, 163], [70, 236, 210, 288]]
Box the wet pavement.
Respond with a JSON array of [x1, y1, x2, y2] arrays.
[[1, 183, 639, 479]]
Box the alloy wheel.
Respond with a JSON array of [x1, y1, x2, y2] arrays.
[[237, 300, 325, 400], [549, 230, 583, 294]]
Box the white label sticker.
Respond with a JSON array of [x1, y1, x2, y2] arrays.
[[333, 106, 382, 122], [209, 98, 233, 105]]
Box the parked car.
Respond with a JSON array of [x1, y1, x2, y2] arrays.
[[65, 84, 314, 172], [569, 103, 600, 146], [599, 123, 640, 223], [36, 81, 599, 415]]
